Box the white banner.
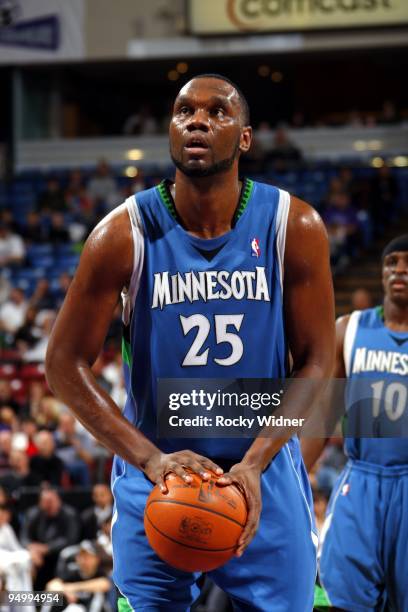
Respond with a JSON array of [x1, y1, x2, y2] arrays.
[[0, 0, 85, 64], [189, 0, 408, 34]]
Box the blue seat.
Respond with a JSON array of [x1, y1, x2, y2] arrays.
[[26, 244, 53, 258]]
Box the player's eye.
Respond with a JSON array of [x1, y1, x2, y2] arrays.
[[178, 106, 191, 116], [212, 107, 226, 117]]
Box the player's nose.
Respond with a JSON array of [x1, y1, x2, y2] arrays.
[[186, 109, 210, 132]]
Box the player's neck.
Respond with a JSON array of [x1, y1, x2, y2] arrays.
[[383, 297, 408, 331], [172, 170, 242, 239]]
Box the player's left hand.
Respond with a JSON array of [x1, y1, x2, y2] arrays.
[[216, 463, 262, 557]]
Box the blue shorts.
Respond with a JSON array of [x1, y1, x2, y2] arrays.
[[319, 459, 408, 612], [111, 440, 317, 611]]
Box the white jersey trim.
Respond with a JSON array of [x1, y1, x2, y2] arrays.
[[122, 195, 144, 325], [276, 189, 290, 294], [343, 310, 361, 376]]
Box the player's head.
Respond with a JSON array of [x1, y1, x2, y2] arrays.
[[169, 74, 252, 178], [382, 234, 408, 305]]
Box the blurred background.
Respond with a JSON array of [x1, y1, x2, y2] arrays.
[[0, 0, 407, 610]]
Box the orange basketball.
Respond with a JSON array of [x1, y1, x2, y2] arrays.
[[144, 471, 248, 572]]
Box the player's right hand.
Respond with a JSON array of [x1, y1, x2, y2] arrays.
[[144, 450, 224, 493]]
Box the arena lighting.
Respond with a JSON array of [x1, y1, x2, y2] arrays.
[[371, 157, 384, 168], [257, 65, 270, 77], [177, 62, 188, 74], [271, 71, 283, 82], [126, 149, 144, 161], [168, 69, 180, 81], [353, 140, 367, 151], [124, 166, 139, 178], [367, 140, 382, 151], [393, 156, 408, 167]]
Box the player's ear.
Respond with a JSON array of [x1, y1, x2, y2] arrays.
[[239, 126, 252, 154]]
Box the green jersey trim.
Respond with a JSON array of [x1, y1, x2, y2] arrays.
[[156, 178, 254, 227], [117, 596, 133, 612], [122, 337, 132, 368]]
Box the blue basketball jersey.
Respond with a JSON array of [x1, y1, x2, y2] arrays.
[[343, 306, 408, 466], [121, 178, 290, 460]]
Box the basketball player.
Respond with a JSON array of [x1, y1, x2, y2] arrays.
[[45, 74, 335, 611], [302, 235, 408, 611]]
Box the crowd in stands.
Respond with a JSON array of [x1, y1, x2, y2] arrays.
[[0, 155, 405, 610], [120, 98, 406, 137]]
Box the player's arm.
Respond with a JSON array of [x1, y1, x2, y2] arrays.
[[218, 196, 336, 555], [46, 207, 222, 489], [301, 315, 349, 472]]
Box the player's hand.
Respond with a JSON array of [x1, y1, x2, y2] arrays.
[[144, 449, 224, 493], [216, 463, 262, 557]]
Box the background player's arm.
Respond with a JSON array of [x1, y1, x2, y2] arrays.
[[218, 196, 336, 555], [301, 314, 349, 471], [46, 207, 222, 487]]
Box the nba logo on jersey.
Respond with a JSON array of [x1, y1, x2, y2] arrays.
[[251, 237, 261, 258]]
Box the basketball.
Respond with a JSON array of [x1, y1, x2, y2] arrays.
[[144, 471, 248, 572]]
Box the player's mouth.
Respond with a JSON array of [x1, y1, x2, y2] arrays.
[[184, 136, 209, 155], [390, 277, 408, 289]]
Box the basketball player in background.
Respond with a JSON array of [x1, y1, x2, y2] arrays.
[[302, 235, 408, 611], [45, 74, 335, 611]]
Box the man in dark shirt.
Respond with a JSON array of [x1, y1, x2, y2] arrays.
[[20, 487, 79, 590], [30, 431, 65, 486], [46, 540, 112, 612], [81, 484, 113, 540], [0, 449, 41, 495]]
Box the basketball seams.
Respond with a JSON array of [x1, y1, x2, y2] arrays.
[[145, 498, 246, 528], [144, 513, 238, 553]]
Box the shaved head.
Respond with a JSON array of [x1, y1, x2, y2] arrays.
[[181, 74, 250, 126]]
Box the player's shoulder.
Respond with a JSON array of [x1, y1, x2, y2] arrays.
[[336, 307, 380, 342]]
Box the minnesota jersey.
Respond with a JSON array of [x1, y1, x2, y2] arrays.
[[343, 306, 408, 466], [121, 178, 290, 460]]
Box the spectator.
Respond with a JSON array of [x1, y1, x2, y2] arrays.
[[30, 431, 65, 486], [0, 430, 12, 475], [265, 126, 302, 171], [87, 159, 119, 212], [312, 487, 329, 534], [47, 212, 70, 245], [14, 306, 40, 354], [0, 504, 36, 606], [81, 484, 113, 541], [30, 280, 55, 312], [322, 190, 360, 270], [351, 288, 373, 311], [20, 211, 47, 244], [0, 449, 42, 496], [22, 311, 56, 363], [37, 178, 67, 214], [55, 414, 93, 486], [0, 223, 25, 267], [379, 100, 398, 125], [20, 488, 79, 590], [122, 105, 158, 136], [20, 416, 39, 457], [0, 273, 11, 305], [91, 355, 113, 395], [51, 273, 71, 310], [31, 395, 62, 431], [102, 351, 126, 409], [0, 406, 18, 432], [0, 287, 28, 337], [45, 540, 112, 612], [370, 164, 398, 232], [0, 379, 20, 414]]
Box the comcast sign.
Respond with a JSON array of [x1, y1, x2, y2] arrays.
[[189, 0, 408, 33]]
